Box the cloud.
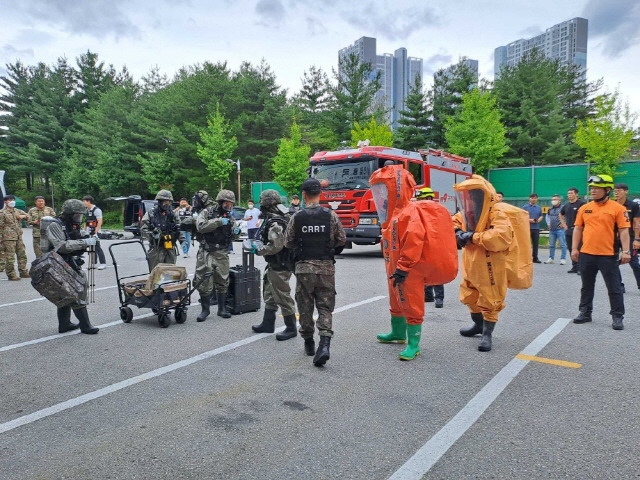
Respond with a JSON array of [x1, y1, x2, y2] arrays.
[[305, 17, 327, 36], [583, 0, 640, 57], [255, 0, 286, 26], [11, 0, 140, 39], [0, 44, 35, 58], [423, 53, 452, 75]]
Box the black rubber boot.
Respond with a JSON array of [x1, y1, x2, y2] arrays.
[[197, 297, 210, 322], [208, 292, 218, 305], [73, 307, 99, 334], [460, 312, 483, 337], [313, 336, 331, 366], [276, 314, 297, 340], [57, 306, 79, 333], [304, 338, 316, 356], [252, 309, 277, 333], [612, 315, 624, 331], [478, 320, 495, 352], [573, 311, 592, 324], [435, 298, 444, 308], [217, 293, 231, 319]]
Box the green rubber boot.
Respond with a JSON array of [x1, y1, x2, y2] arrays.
[[376, 315, 407, 343], [398, 324, 421, 361]]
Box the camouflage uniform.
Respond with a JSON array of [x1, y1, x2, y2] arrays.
[[27, 206, 56, 257], [140, 208, 180, 270], [284, 202, 346, 338], [194, 206, 238, 297], [256, 220, 296, 316], [0, 207, 29, 279]]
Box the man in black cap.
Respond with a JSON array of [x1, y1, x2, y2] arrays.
[[289, 194, 301, 214], [284, 178, 346, 367]]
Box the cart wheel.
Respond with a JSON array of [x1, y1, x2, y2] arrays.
[[120, 307, 133, 323], [158, 313, 171, 328], [175, 308, 187, 324]]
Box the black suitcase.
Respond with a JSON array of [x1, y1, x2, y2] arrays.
[[227, 251, 261, 314]]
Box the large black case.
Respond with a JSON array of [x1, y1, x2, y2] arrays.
[[227, 251, 261, 314]]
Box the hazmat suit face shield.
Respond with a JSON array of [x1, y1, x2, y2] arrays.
[[455, 189, 485, 232], [371, 182, 389, 225]]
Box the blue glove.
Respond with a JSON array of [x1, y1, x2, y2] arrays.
[[389, 269, 408, 287], [221, 217, 229, 226], [84, 237, 97, 246], [233, 226, 241, 236]]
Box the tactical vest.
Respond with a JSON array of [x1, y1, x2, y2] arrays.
[[293, 207, 333, 262], [202, 207, 233, 251], [261, 216, 295, 271], [86, 206, 98, 224]]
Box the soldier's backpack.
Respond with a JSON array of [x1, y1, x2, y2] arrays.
[[29, 244, 86, 308], [494, 202, 533, 290]]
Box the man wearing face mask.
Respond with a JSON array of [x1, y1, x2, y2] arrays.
[[0, 195, 30, 281], [246, 189, 297, 338], [140, 190, 180, 270], [41, 199, 99, 334], [544, 195, 567, 265], [194, 189, 240, 321]]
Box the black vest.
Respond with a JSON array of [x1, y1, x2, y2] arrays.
[[86, 206, 98, 224], [202, 207, 233, 251], [261, 216, 294, 271], [293, 207, 333, 262], [151, 207, 178, 234]]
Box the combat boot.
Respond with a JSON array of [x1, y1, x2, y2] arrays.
[[460, 312, 484, 337], [197, 297, 210, 322], [376, 315, 407, 343], [313, 336, 331, 366], [216, 293, 231, 319], [573, 311, 592, 324], [276, 314, 298, 340], [478, 320, 495, 352], [73, 307, 99, 334], [304, 337, 316, 356], [252, 309, 277, 333], [19, 270, 30, 278], [398, 323, 421, 360], [612, 315, 624, 331], [57, 306, 79, 333]]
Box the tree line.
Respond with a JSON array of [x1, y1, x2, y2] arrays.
[[0, 49, 637, 205]]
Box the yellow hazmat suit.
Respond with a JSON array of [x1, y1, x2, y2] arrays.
[[453, 175, 515, 352]]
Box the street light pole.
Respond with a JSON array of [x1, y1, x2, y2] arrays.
[[226, 158, 241, 204]]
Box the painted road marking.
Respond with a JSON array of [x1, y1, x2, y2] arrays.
[[388, 317, 572, 480], [515, 354, 581, 369], [0, 295, 386, 435]]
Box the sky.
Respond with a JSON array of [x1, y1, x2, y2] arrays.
[[1, 0, 639, 115]]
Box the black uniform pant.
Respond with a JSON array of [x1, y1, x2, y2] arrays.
[[618, 250, 640, 290], [530, 229, 540, 262], [424, 284, 444, 300], [578, 253, 624, 317], [95, 240, 106, 264]]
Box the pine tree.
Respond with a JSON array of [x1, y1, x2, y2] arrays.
[[395, 74, 429, 151]]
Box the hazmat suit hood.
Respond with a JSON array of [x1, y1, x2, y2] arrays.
[[453, 174, 497, 232], [369, 165, 416, 227]]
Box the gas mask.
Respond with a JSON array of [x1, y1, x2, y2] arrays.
[[219, 201, 233, 214], [160, 201, 172, 213], [65, 213, 85, 239]]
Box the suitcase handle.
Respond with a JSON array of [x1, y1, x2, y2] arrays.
[[242, 250, 254, 270]]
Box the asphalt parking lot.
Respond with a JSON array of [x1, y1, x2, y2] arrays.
[[1, 233, 639, 480]]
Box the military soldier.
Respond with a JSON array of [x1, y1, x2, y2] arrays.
[[41, 199, 99, 334], [247, 189, 297, 339], [284, 179, 346, 366], [194, 189, 240, 321], [1, 195, 30, 281], [289, 194, 301, 214], [140, 190, 180, 270], [27, 196, 56, 258]]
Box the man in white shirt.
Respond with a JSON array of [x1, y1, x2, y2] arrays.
[[244, 200, 261, 240], [82, 195, 107, 270]]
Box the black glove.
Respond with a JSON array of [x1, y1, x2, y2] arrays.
[[456, 230, 475, 248], [389, 269, 409, 287]]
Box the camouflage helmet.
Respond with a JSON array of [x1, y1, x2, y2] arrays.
[[215, 189, 236, 203], [259, 189, 281, 208], [61, 199, 86, 216], [155, 189, 174, 201]]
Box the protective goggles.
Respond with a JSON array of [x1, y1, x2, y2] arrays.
[[587, 175, 613, 187]]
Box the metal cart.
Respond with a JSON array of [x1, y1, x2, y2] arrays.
[[109, 240, 194, 328]]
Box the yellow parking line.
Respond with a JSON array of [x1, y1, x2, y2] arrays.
[[516, 354, 582, 369]]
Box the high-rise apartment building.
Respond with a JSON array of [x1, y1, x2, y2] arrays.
[[494, 17, 588, 78], [339, 37, 423, 129], [434, 58, 479, 95]]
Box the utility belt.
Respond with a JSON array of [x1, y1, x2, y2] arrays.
[[200, 242, 228, 253]]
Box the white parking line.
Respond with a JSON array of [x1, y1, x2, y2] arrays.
[[388, 317, 572, 480], [0, 295, 386, 435], [0, 286, 116, 309]]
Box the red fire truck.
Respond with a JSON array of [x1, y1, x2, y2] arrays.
[[308, 146, 473, 246]]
